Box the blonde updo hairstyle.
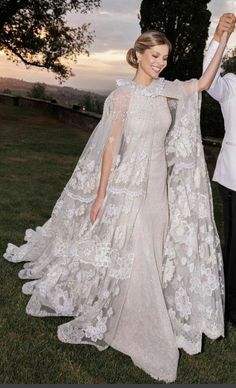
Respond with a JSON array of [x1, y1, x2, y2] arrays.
[[126, 30, 172, 69]]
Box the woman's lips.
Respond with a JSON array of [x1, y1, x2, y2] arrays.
[[151, 65, 162, 73]]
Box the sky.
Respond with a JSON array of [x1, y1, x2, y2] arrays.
[[0, 0, 236, 93]]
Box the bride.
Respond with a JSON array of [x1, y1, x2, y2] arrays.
[[4, 22, 234, 381]]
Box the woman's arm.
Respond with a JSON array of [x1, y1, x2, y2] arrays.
[[198, 13, 235, 92], [198, 31, 229, 92], [90, 138, 115, 224]]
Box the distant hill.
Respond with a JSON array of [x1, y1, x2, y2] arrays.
[[0, 77, 106, 108]]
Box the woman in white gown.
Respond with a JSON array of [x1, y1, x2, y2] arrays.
[[4, 28, 233, 381]]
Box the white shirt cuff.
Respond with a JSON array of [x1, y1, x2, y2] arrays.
[[207, 38, 228, 55], [209, 39, 220, 50]]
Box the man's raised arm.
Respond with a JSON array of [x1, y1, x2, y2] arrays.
[[203, 13, 235, 101]]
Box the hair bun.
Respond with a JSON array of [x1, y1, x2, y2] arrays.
[[126, 48, 138, 69]]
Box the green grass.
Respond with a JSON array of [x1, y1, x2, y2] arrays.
[[1, 103, 236, 384]]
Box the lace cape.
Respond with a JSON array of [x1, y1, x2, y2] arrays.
[[4, 77, 224, 356]]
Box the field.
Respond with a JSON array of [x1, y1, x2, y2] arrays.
[[1, 103, 236, 384]]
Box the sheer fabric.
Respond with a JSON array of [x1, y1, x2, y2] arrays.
[[4, 78, 224, 381], [162, 79, 224, 354]]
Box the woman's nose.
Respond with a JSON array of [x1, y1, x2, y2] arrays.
[[157, 60, 165, 67]]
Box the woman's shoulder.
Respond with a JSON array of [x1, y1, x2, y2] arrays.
[[105, 80, 133, 104], [102, 81, 133, 114]]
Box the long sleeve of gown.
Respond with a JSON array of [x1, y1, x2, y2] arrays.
[[60, 86, 131, 204], [162, 74, 224, 356], [102, 87, 131, 169]]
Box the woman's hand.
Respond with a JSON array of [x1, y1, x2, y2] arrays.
[[90, 195, 105, 224]]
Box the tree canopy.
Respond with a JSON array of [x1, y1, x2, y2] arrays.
[[0, 0, 100, 81], [139, 0, 211, 80], [222, 47, 236, 75], [28, 83, 50, 100]]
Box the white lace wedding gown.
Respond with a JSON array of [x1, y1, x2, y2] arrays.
[[111, 94, 179, 379], [4, 78, 224, 382]]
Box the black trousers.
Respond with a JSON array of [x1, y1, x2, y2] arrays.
[[218, 184, 236, 315]]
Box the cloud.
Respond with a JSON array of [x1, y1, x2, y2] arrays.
[[68, 0, 141, 52]]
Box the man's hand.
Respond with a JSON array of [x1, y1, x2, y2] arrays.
[[214, 13, 236, 42]]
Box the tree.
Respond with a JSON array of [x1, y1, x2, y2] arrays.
[[80, 93, 104, 113], [139, 0, 211, 80], [222, 47, 236, 75], [201, 92, 224, 139], [0, 0, 100, 81], [82, 94, 94, 111], [28, 83, 49, 100], [2, 88, 12, 94]]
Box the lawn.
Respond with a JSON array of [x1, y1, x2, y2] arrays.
[[0, 103, 236, 384]]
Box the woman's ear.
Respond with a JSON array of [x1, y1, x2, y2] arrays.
[[136, 52, 142, 63]]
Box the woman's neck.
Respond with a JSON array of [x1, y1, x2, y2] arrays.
[[132, 70, 155, 86]]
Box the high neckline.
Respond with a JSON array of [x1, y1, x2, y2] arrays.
[[131, 79, 156, 88], [116, 78, 165, 97], [116, 78, 164, 89]]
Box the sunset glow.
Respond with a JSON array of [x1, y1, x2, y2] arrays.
[[0, 0, 236, 93]]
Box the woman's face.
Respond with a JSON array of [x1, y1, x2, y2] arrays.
[[136, 44, 169, 79]]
